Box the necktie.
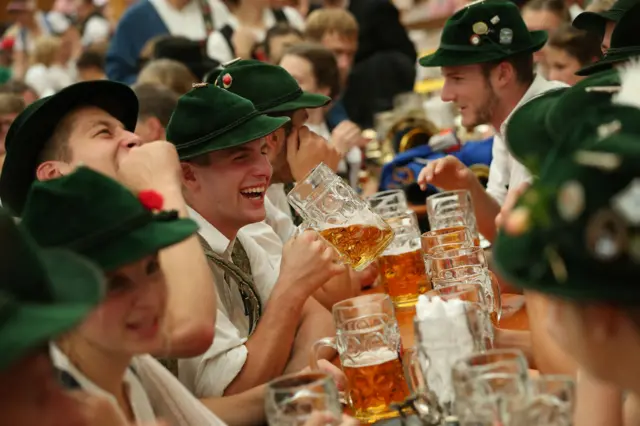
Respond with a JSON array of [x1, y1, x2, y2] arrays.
[[198, 235, 263, 335]]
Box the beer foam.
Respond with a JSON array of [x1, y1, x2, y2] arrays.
[[415, 295, 466, 320], [342, 348, 398, 369], [382, 245, 421, 256]]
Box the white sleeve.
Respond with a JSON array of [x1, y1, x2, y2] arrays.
[[24, 65, 48, 97], [206, 31, 234, 64], [209, 0, 231, 29], [282, 6, 305, 30], [13, 30, 25, 52], [83, 16, 111, 45], [485, 133, 510, 206], [178, 310, 248, 397]]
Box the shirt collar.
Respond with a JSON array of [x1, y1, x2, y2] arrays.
[[497, 74, 568, 138], [187, 206, 235, 258]]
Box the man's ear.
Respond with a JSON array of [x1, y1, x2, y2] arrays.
[[36, 161, 70, 182], [143, 116, 165, 142], [180, 162, 199, 189]]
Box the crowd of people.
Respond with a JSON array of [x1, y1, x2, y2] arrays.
[[1, 0, 640, 424]]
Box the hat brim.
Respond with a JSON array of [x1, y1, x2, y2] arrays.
[[419, 30, 548, 68], [0, 81, 139, 216], [0, 248, 104, 371], [572, 11, 607, 35], [176, 114, 290, 159], [84, 217, 199, 272], [575, 52, 634, 76], [264, 92, 332, 113], [505, 87, 568, 175]]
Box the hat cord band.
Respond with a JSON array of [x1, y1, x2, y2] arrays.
[[440, 35, 513, 54], [256, 88, 304, 112], [175, 109, 262, 150], [61, 210, 179, 253], [604, 46, 640, 56]]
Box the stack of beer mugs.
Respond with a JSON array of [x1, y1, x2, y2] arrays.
[[367, 190, 431, 308], [421, 191, 501, 326]]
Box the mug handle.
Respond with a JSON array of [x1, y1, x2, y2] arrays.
[[487, 271, 503, 324], [309, 337, 338, 371], [402, 347, 425, 394]]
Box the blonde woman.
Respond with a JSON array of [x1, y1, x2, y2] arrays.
[[24, 35, 74, 97]]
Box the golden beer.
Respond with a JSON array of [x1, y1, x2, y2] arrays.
[[320, 224, 394, 270], [378, 248, 431, 307], [343, 349, 410, 423]]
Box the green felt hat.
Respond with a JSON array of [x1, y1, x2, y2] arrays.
[[0, 207, 105, 371], [576, 3, 640, 76], [20, 167, 198, 272], [206, 59, 331, 113], [573, 0, 639, 38], [0, 81, 139, 217], [419, 0, 547, 67], [505, 69, 621, 176], [494, 129, 640, 304], [166, 83, 289, 159]]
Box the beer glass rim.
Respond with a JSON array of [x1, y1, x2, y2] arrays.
[[421, 226, 470, 238], [453, 348, 528, 370], [426, 242, 475, 256], [333, 293, 391, 312], [266, 371, 333, 392], [430, 245, 483, 259], [426, 190, 472, 203], [422, 282, 483, 301], [367, 189, 407, 202]]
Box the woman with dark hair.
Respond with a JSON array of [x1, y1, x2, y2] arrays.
[[546, 23, 602, 86]]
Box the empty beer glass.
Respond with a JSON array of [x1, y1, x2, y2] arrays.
[[310, 294, 410, 424], [378, 212, 431, 307], [513, 375, 575, 426], [288, 163, 394, 271], [367, 190, 409, 218], [265, 372, 342, 426], [452, 349, 530, 426]]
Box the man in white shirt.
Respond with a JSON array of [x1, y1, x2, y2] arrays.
[[417, 0, 567, 243], [167, 83, 343, 397]]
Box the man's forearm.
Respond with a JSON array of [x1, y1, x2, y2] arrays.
[[159, 187, 217, 357], [469, 178, 501, 242], [224, 290, 306, 395], [284, 298, 336, 374], [200, 386, 266, 426]]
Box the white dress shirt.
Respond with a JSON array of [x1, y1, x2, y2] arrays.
[[486, 75, 568, 206], [179, 207, 280, 397], [149, 0, 230, 41], [206, 7, 304, 63], [242, 196, 293, 269], [50, 345, 156, 423]]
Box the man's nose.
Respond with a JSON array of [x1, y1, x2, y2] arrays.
[[122, 131, 142, 149]]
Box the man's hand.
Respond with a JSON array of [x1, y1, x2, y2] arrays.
[[275, 230, 346, 302], [116, 141, 182, 194], [495, 181, 531, 233], [287, 126, 341, 180], [330, 120, 366, 154], [417, 155, 475, 192]]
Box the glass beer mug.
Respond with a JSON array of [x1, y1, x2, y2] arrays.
[[288, 163, 394, 271], [310, 294, 410, 424]]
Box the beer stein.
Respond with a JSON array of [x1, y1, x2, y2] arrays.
[[378, 212, 431, 307], [288, 163, 394, 271], [265, 372, 342, 426], [310, 294, 410, 424], [512, 375, 575, 426], [451, 349, 530, 425], [366, 189, 412, 220]]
